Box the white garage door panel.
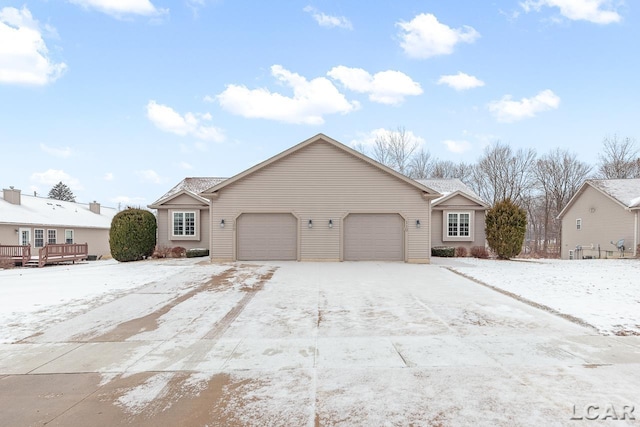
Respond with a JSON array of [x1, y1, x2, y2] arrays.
[[344, 214, 404, 261], [237, 213, 297, 260]]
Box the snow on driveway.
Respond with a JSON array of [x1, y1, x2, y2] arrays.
[[0, 259, 639, 426], [435, 257, 640, 336]]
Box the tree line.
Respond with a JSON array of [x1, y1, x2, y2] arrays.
[[359, 128, 640, 256]]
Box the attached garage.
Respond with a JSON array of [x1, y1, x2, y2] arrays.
[[344, 214, 404, 261], [202, 134, 440, 263], [236, 213, 297, 261]]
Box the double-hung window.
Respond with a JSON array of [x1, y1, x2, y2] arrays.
[[34, 229, 44, 248], [48, 230, 57, 244], [65, 230, 74, 244], [447, 212, 470, 238], [173, 212, 196, 237]]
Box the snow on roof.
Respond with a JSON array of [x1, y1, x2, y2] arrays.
[[0, 193, 117, 229], [151, 177, 227, 205], [416, 179, 484, 203], [588, 178, 640, 208]]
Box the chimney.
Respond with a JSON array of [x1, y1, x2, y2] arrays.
[[89, 200, 101, 214], [2, 187, 21, 205]]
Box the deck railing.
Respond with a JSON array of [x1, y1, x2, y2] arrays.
[[0, 245, 31, 266], [38, 243, 88, 267]]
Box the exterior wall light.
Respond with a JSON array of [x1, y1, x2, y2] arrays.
[[416, 219, 421, 228], [329, 219, 333, 228], [308, 219, 313, 228], [220, 219, 225, 228]]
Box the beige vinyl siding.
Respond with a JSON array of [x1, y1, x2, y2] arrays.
[[211, 140, 431, 262], [155, 193, 210, 250], [431, 193, 487, 251], [561, 185, 635, 259], [0, 224, 111, 257]]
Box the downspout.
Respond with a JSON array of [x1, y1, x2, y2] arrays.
[[635, 211, 638, 257]]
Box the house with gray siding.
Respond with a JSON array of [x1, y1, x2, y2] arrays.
[[200, 134, 441, 262], [417, 179, 489, 251], [557, 179, 640, 259], [0, 187, 116, 258]]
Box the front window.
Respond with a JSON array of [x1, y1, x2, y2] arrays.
[[576, 218, 582, 230], [173, 212, 195, 236], [448, 213, 470, 237], [65, 229, 74, 244], [34, 229, 44, 248], [48, 229, 57, 244]]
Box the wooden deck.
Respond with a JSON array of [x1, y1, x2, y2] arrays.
[[0, 244, 88, 268]]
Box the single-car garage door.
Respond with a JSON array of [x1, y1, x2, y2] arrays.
[[344, 213, 404, 261], [237, 213, 297, 261]]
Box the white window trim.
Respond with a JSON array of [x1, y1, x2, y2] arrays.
[[34, 228, 45, 248], [47, 229, 57, 245], [576, 218, 582, 230], [65, 229, 74, 244], [18, 228, 31, 246], [443, 211, 474, 242], [169, 210, 200, 241]]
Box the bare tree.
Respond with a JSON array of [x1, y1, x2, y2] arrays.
[[470, 141, 537, 206], [534, 148, 592, 253], [372, 127, 418, 175], [407, 149, 432, 179], [596, 135, 640, 179]]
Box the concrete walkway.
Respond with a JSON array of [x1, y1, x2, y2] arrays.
[[0, 261, 638, 426]]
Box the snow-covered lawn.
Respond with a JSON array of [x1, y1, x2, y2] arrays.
[[435, 257, 640, 336]]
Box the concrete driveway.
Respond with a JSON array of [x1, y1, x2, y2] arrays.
[[0, 261, 638, 426]]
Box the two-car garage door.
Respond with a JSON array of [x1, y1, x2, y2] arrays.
[[343, 213, 404, 261], [237, 212, 404, 261]]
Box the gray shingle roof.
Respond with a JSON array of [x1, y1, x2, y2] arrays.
[[416, 178, 482, 202], [151, 177, 227, 205], [588, 179, 640, 208]]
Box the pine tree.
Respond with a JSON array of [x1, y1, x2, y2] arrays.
[[48, 181, 76, 202], [485, 198, 527, 260]]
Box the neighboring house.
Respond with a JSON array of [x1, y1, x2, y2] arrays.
[[199, 134, 441, 263], [0, 187, 117, 258], [148, 177, 226, 251], [417, 179, 490, 251], [558, 179, 640, 259]]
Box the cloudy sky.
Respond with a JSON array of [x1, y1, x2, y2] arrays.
[[0, 0, 637, 207]]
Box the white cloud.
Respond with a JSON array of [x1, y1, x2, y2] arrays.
[[136, 169, 164, 184], [488, 89, 560, 122], [111, 195, 147, 206], [437, 72, 485, 91], [30, 169, 82, 191], [68, 0, 167, 18], [443, 139, 472, 154], [303, 6, 353, 30], [350, 128, 426, 150], [179, 161, 193, 170], [520, 0, 621, 24], [397, 13, 480, 59], [217, 65, 359, 125], [104, 172, 114, 181], [0, 6, 67, 85], [328, 66, 422, 105], [40, 143, 72, 158], [146, 100, 225, 142]]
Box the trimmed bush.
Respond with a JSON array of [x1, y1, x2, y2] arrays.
[[431, 246, 455, 257], [109, 208, 157, 262], [186, 248, 209, 258], [485, 198, 527, 260], [455, 246, 467, 257], [470, 246, 489, 259]]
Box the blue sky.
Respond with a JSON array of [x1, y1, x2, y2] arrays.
[[1, 0, 638, 208]]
